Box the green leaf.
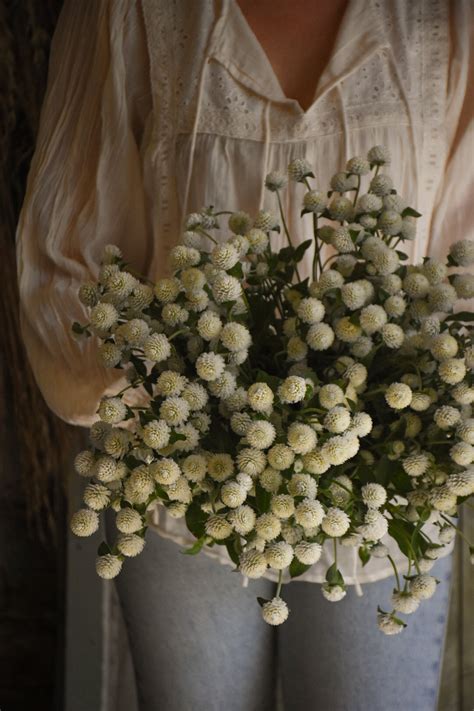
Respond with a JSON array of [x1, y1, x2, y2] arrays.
[[169, 431, 187, 444], [123, 455, 143, 469], [255, 482, 272, 513], [444, 311, 474, 323], [293, 239, 313, 261], [143, 380, 154, 396], [373, 456, 392, 487], [388, 518, 418, 558], [185, 501, 208, 539], [289, 558, 311, 578], [227, 262, 244, 279], [359, 547, 371, 567], [257, 596, 270, 608], [181, 536, 206, 555], [325, 562, 345, 586], [401, 207, 422, 218], [225, 538, 241, 567], [396, 250, 409, 261], [98, 542, 111, 556], [255, 370, 280, 391]]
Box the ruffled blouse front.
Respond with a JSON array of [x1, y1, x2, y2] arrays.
[[16, 0, 472, 586]]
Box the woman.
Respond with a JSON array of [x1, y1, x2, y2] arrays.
[[16, 1, 472, 709]]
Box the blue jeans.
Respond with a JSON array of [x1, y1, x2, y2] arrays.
[[106, 513, 453, 711]]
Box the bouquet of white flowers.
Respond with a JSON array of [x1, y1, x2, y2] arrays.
[[70, 146, 474, 633]]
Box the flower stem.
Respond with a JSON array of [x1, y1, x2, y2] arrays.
[[276, 569, 283, 598], [276, 190, 302, 282], [387, 554, 401, 590]]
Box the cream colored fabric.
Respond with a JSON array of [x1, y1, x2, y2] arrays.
[[16, 0, 472, 585]]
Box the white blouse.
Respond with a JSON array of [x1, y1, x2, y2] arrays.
[[16, 0, 472, 588]]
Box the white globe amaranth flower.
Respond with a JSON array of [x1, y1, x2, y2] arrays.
[[356, 193, 383, 214], [330, 226, 355, 253], [322, 584, 346, 602], [265, 541, 294, 569], [296, 297, 325, 324], [410, 574, 438, 600], [360, 305, 387, 335], [351, 336, 373, 358], [246, 420, 277, 450], [381, 324, 404, 349], [230, 411, 252, 436], [98, 342, 122, 368], [369, 173, 393, 196], [98, 397, 127, 425], [143, 333, 171, 363], [267, 444, 295, 471], [115, 318, 150, 348], [255, 512, 282, 542], [181, 454, 207, 482], [350, 412, 373, 437], [162, 303, 189, 326], [180, 383, 208, 412], [330, 172, 358, 193], [83, 483, 111, 511], [259, 467, 283, 493], [90, 302, 119, 333], [319, 384, 345, 409], [220, 322, 252, 352], [335, 317, 362, 344], [239, 549, 267, 578], [246, 228, 269, 254], [453, 273, 474, 299], [384, 295, 406, 318], [287, 422, 317, 454], [377, 613, 404, 635], [220, 481, 247, 508], [434, 405, 461, 430], [74, 450, 96, 477], [378, 210, 402, 236], [265, 171, 288, 191], [438, 358, 466, 385], [96, 554, 123, 579], [287, 336, 308, 361], [288, 473, 318, 499], [385, 382, 413, 409], [95, 455, 119, 483], [117, 533, 145, 557], [294, 541, 322, 565], [321, 507, 351, 537], [449, 239, 474, 266], [322, 432, 359, 466], [205, 514, 232, 540], [167, 475, 192, 503], [361, 483, 387, 509], [196, 352, 225, 381], [368, 145, 391, 165], [391, 591, 420, 614], [262, 597, 289, 626], [70, 508, 99, 537], [247, 382, 274, 413], [430, 333, 458, 361], [302, 450, 330, 474], [409, 392, 431, 412], [450, 442, 474, 466], [208, 453, 235, 482], [278, 376, 307, 404], [78, 281, 99, 307], [295, 498, 325, 529], [402, 452, 431, 477], [159, 397, 190, 426], [197, 310, 222, 341], [116, 508, 143, 534], [141, 419, 171, 450], [430, 486, 458, 511], [324, 406, 351, 434], [124, 467, 155, 504], [254, 209, 279, 231], [270, 494, 296, 519], [341, 281, 367, 310], [169, 245, 200, 270], [306, 322, 335, 351], [211, 243, 239, 270], [452, 382, 474, 405], [312, 270, 344, 297], [428, 283, 457, 312], [228, 210, 253, 235], [303, 190, 327, 214], [383, 194, 406, 213], [359, 510, 388, 541], [212, 272, 242, 304], [403, 272, 430, 299], [446, 469, 474, 496], [149, 458, 181, 485], [328, 474, 352, 506], [208, 370, 237, 399], [329, 196, 354, 221], [346, 156, 370, 175], [155, 371, 187, 397], [237, 448, 267, 476], [228, 505, 256, 535], [288, 157, 312, 182]]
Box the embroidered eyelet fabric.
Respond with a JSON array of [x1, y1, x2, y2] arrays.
[[16, 0, 472, 585]]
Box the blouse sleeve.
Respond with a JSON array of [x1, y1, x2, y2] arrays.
[[427, 1, 473, 260], [15, 0, 153, 428]]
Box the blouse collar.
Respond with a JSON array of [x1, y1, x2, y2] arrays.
[[208, 0, 390, 116]]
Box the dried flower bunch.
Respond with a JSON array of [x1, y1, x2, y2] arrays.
[[70, 146, 474, 633]]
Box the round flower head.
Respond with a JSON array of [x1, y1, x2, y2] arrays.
[[270, 494, 296, 520], [449, 239, 474, 266], [70, 509, 99, 537], [155, 371, 187, 398], [278, 376, 307, 404], [356, 193, 383, 214], [287, 336, 308, 361], [430, 486, 457, 512], [335, 317, 362, 343], [361, 483, 387, 509], [359, 510, 388, 541], [410, 574, 438, 600], [259, 467, 283, 493], [246, 420, 277, 450], [117, 534, 145, 558], [450, 442, 474, 466], [287, 422, 317, 454], [381, 323, 405, 350], [96, 554, 123, 579], [402, 452, 431, 477], [83, 483, 111, 511], [74, 450, 96, 477], [116, 508, 143, 534], [319, 384, 345, 409], [446, 469, 474, 496], [159, 397, 190, 426], [328, 474, 352, 506], [248, 382, 274, 412], [220, 481, 248, 508], [368, 145, 391, 165], [228, 505, 256, 535], [330, 226, 355, 253], [453, 273, 474, 299], [294, 541, 322, 565], [303, 190, 327, 214], [378, 210, 402, 236], [369, 173, 393, 196], [288, 157, 312, 182], [302, 450, 330, 475], [149, 458, 181, 485], [239, 549, 267, 578], [212, 272, 242, 303], [385, 382, 412, 410], [267, 444, 295, 471], [321, 507, 351, 537], [346, 155, 370, 175], [237, 448, 267, 476], [211, 243, 239, 270], [220, 323, 252, 352], [205, 514, 232, 540], [262, 597, 289, 626], [98, 342, 122, 368], [377, 613, 404, 636], [98, 397, 127, 425], [90, 302, 119, 334], [392, 591, 420, 614], [296, 297, 325, 324], [360, 305, 387, 335], [288, 473, 318, 499], [246, 228, 269, 254], [322, 584, 346, 602], [255, 512, 282, 541], [324, 407, 351, 434], [265, 541, 294, 569], [438, 358, 466, 385], [254, 209, 279, 231], [295, 498, 325, 529], [265, 171, 288, 191], [196, 352, 225, 381], [306, 323, 335, 351], [228, 210, 253, 235], [208, 453, 234, 482], [143, 333, 171, 363], [330, 172, 358, 193], [341, 281, 367, 310], [329, 196, 354, 221]]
